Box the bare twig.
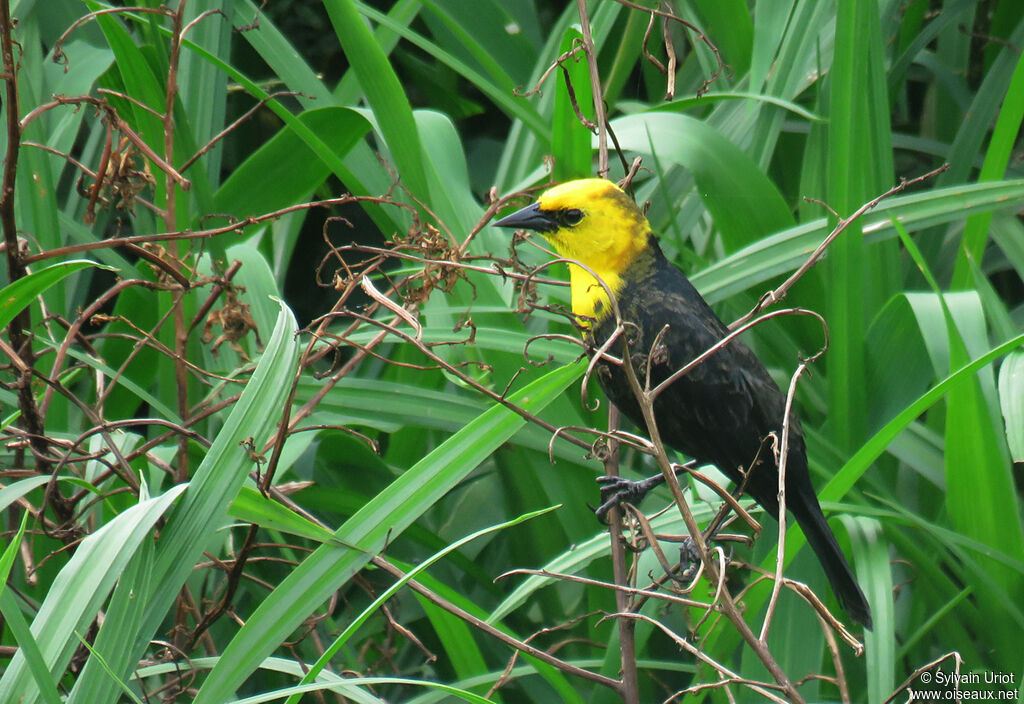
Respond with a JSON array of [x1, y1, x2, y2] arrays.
[[612, 612, 789, 703], [601, 405, 639, 704], [612, 0, 725, 97], [367, 557, 623, 693], [576, 0, 609, 176], [496, 568, 711, 610], [615, 319, 806, 702], [759, 361, 809, 642], [732, 163, 950, 329], [0, 0, 58, 492], [883, 652, 964, 704]]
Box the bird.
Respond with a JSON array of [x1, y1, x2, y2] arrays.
[[494, 177, 873, 629]]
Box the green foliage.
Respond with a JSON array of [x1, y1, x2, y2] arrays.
[[0, 1, 1021, 702]]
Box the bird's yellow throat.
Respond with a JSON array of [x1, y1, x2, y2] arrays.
[[533, 180, 650, 322]]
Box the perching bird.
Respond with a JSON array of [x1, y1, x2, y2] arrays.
[[494, 178, 873, 629]]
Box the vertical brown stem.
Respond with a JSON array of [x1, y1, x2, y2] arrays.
[[619, 351, 805, 702], [164, 1, 191, 659], [164, 2, 183, 234], [0, 0, 26, 352], [603, 405, 639, 704], [576, 0, 609, 177], [165, 2, 189, 484], [0, 0, 57, 491]]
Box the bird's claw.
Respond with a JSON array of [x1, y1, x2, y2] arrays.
[[677, 537, 701, 582], [593, 475, 661, 523]]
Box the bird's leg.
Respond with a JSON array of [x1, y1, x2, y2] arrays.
[[594, 463, 744, 581], [677, 486, 748, 580], [594, 465, 685, 523], [677, 536, 704, 583]]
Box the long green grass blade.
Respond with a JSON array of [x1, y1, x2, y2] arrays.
[[952, 47, 1024, 287], [0, 260, 112, 332], [323, 0, 429, 201], [192, 361, 584, 704], [0, 486, 187, 703], [283, 506, 558, 704]]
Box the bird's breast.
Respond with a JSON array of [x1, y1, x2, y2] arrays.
[[569, 264, 623, 324]]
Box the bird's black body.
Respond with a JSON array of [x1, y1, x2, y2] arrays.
[[594, 237, 873, 629], [494, 178, 873, 629]]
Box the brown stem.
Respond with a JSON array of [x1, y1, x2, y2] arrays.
[[731, 163, 951, 330], [166, 2, 189, 487], [187, 259, 243, 334], [0, 0, 57, 491], [21, 194, 376, 265], [576, 0, 609, 177], [611, 0, 725, 97], [616, 328, 805, 702], [758, 361, 808, 641], [602, 405, 639, 704], [186, 523, 260, 649], [370, 556, 623, 693]]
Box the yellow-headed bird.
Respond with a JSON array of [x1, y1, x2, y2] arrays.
[[495, 178, 872, 629]]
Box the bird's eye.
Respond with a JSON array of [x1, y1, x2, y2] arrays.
[[562, 209, 584, 226]]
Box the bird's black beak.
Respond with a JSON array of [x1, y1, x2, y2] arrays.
[[493, 202, 558, 233]]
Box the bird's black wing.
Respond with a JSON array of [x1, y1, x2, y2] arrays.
[[591, 244, 873, 628], [594, 253, 796, 514]]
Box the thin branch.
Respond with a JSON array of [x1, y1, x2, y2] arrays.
[[883, 652, 964, 704], [759, 361, 810, 642], [497, 568, 711, 610], [0, 0, 56, 489], [52, 7, 174, 69], [22, 194, 379, 265], [610, 290, 806, 701], [576, 0, 609, 176], [601, 405, 639, 704], [612, 0, 725, 97], [612, 612, 789, 703], [179, 91, 306, 173], [732, 163, 950, 329]]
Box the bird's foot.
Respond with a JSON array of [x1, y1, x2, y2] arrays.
[[593, 475, 664, 523], [677, 537, 702, 583]]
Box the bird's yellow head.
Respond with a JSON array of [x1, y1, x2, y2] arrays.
[[494, 178, 652, 322]]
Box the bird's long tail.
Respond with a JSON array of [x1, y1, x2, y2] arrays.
[[792, 495, 874, 630]]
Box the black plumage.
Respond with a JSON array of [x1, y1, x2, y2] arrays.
[[494, 178, 873, 629], [593, 236, 873, 629]]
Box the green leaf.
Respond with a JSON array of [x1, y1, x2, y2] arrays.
[[0, 510, 29, 589], [192, 360, 584, 704], [710, 332, 1024, 661], [842, 516, 894, 703], [0, 513, 63, 704], [229, 487, 337, 544], [213, 107, 371, 217], [937, 14, 1024, 189], [999, 351, 1024, 462], [0, 476, 52, 513], [607, 112, 794, 252], [323, 0, 430, 202], [66, 302, 301, 703], [0, 592, 62, 704], [648, 91, 825, 123], [826, 0, 893, 453], [283, 507, 558, 704], [355, 1, 547, 137], [897, 223, 1022, 597], [693, 180, 1024, 303], [952, 47, 1024, 287], [0, 486, 187, 703], [0, 260, 113, 332], [814, 334, 1024, 537], [551, 26, 592, 181]]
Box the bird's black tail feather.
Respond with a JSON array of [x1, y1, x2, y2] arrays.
[[792, 496, 873, 630]]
